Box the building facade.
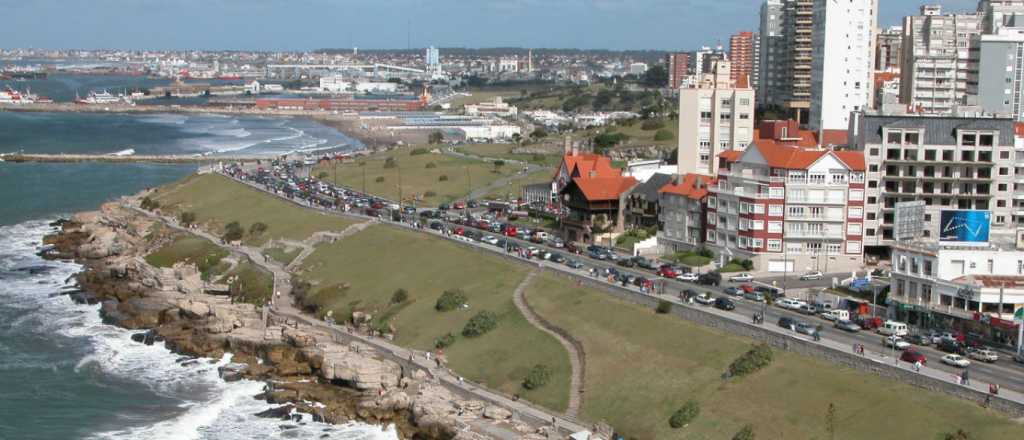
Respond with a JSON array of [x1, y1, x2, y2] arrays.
[[658, 174, 714, 253], [849, 112, 1020, 249], [759, 0, 786, 107], [677, 60, 756, 176], [706, 122, 866, 273], [809, 0, 878, 131], [730, 31, 756, 87], [667, 52, 691, 89], [977, 29, 1024, 120], [899, 6, 980, 115], [876, 26, 903, 72]]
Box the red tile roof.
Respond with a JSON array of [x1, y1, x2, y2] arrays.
[[817, 129, 849, 147], [833, 151, 866, 171], [572, 176, 638, 201], [659, 173, 715, 200], [952, 275, 1024, 289], [719, 150, 744, 164], [561, 153, 621, 179]]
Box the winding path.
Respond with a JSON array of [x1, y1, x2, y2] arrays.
[[512, 270, 586, 418]]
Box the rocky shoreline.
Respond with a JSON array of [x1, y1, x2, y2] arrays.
[[42, 200, 549, 440]]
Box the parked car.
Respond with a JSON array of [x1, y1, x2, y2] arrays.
[[795, 322, 818, 336], [696, 271, 722, 286], [676, 272, 699, 282], [739, 284, 755, 294], [900, 350, 927, 365], [941, 354, 971, 368], [777, 316, 797, 331], [729, 273, 754, 282], [657, 266, 681, 278], [797, 304, 818, 315], [821, 310, 849, 322], [904, 334, 932, 346], [883, 335, 911, 350], [931, 332, 957, 345], [714, 297, 736, 311], [800, 271, 824, 281], [634, 257, 659, 270], [966, 347, 999, 363], [938, 338, 964, 355], [1015, 352, 1024, 364], [565, 260, 585, 269], [834, 319, 861, 333], [724, 286, 742, 296], [743, 291, 764, 302], [694, 292, 716, 305], [777, 298, 804, 310], [617, 258, 637, 268]]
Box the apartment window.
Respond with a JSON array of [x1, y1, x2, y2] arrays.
[[999, 183, 1008, 192], [751, 220, 764, 231], [739, 98, 750, 106], [868, 180, 878, 189], [886, 131, 901, 144], [751, 238, 764, 249], [869, 164, 879, 172], [739, 113, 750, 119], [904, 132, 920, 145], [848, 223, 862, 236], [707, 230, 716, 241], [768, 221, 783, 233], [1001, 150, 1011, 159], [924, 150, 936, 161], [1000, 167, 1010, 176], [769, 204, 784, 216], [866, 228, 876, 236], [849, 207, 863, 219], [961, 133, 977, 146], [979, 134, 994, 146], [699, 111, 712, 120], [869, 148, 879, 156], [849, 189, 864, 201], [996, 215, 1006, 224], [769, 187, 785, 199], [707, 214, 717, 225], [720, 113, 732, 120], [751, 203, 765, 214], [767, 239, 782, 251], [998, 200, 1007, 208]]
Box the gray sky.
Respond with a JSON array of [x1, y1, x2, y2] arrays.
[[0, 0, 979, 51]]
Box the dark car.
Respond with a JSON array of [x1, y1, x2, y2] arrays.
[[755, 285, 784, 300], [724, 286, 742, 296], [900, 350, 927, 365], [834, 319, 861, 333], [429, 221, 443, 231], [777, 316, 797, 331], [938, 338, 965, 355], [634, 257, 659, 270], [438, 203, 450, 211], [550, 253, 567, 264], [904, 334, 932, 346], [617, 258, 637, 268], [565, 260, 584, 269], [714, 297, 736, 311], [696, 271, 722, 286]]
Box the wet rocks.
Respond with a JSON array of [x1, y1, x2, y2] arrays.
[[219, 362, 250, 382]]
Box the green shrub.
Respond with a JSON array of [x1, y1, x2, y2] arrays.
[[654, 129, 674, 141], [425, 162, 437, 169], [140, 197, 160, 211], [222, 221, 244, 242], [383, 157, 398, 169], [641, 119, 664, 131], [317, 171, 329, 179], [669, 400, 700, 428], [178, 211, 197, 226], [424, 190, 437, 197], [435, 333, 456, 349], [410, 148, 429, 155], [522, 364, 552, 390], [375, 176, 386, 183], [656, 300, 672, 314], [438, 175, 449, 182], [696, 247, 714, 258], [391, 288, 408, 304], [435, 289, 467, 312], [248, 222, 268, 236], [462, 310, 498, 337], [728, 343, 774, 377], [733, 424, 756, 440]]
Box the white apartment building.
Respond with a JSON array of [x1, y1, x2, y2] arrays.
[[809, 0, 878, 131], [464, 96, 517, 118], [899, 6, 980, 114], [677, 60, 756, 176], [849, 112, 1020, 249], [319, 75, 351, 93]]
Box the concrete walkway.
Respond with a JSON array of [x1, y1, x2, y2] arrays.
[[512, 270, 586, 418], [125, 200, 589, 437]]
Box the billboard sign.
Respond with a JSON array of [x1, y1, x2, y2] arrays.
[[894, 200, 926, 242], [939, 210, 991, 245]]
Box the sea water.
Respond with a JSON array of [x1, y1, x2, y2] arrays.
[[0, 127, 391, 439]]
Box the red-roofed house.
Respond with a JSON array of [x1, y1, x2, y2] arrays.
[[558, 159, 638, 243], [705, 127, 867, 273], [658, 173, 716, 252]]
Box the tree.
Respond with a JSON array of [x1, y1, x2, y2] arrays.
[[383, 157, 398, 169], [140, 197, 160, 211], [732, 424, 756, 440], [530, 127, 548, 140], [511, 133, 522, 146], [462, 310, 498, 337], [428, 131, 444, 144], [248, 222, 268, 236], [643, 64, 669, 88], [435, 289, 467, 311], [435, 332, 455, 348], [222, 221, 244, 242], [669, 400, 700, 429], [656, 300, 672, 314], [391, 288, 409, 304], [825, 403, 836, 440], [178, 211, 197, 226], [943, 429, 971, 440], [493, 160, 505, 172]]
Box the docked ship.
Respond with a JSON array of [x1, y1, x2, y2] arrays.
[[0, 87, 39, 104], [75, 90, 132, 105]]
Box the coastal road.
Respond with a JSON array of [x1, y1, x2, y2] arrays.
[[218, 169, 1024, 410]]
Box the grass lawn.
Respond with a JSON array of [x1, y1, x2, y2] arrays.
[[678, 254, 712, 267], [448, 89, 521, 108], [220, 260, 274, 305], [314, 148, 518, 206], [152, 173, 355, 246], [145, 235, 229, 280], [719, 262, 746, 273], [456, 143, 563, 167], [296, 225, 571, 411], [526, 272, 1024, 440], [573, 117, 679, 151], [263, 247, 302, 266], [482, 167, 555, 201]]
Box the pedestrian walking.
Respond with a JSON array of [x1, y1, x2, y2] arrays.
[[962, 369, 970, 385], [914, 360, 922, 372]]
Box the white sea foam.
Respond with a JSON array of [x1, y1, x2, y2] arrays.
[[0, 219, 397, 440]]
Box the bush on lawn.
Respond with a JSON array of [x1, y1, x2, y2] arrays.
[[728, 343, 774, 377], [391, 288, 408, 304], [410, 148, 429, 156], [140, 197, 160, 211], [641, 119, 665, 131], [383, 157, 398, 169], [669, 400, 700, 428], [222, 221, 244, 242], [654, 129, 674, 141], [435, 333, 456, 349], [178, 211, 197, 226], [425, 162, 437, 169], [733, 424, 756, 440], [438, 175, 449, 182], [462, 310, 498, 337], [248, 222, 268, 236], [375, 176, 386, 183], [656, 300, 672, 314], [522, 364, 552, 390], [435, 289, 467, 311]]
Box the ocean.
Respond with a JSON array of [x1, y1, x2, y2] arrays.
[[0, 117, 393, 439]]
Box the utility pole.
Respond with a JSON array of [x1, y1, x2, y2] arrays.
[[398, 164, 403, 209], [999, 283, 1005, 319], [362, 166, 366, 195]]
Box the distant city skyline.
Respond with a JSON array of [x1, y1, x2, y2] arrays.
[[0, 0, 977, 52]]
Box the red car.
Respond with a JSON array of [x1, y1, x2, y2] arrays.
[[900, 350, 927, 365], [453, 227, 465, 236], [657, 266, 680, 278], [453, 201, 466, 209], [503, 226, 518, 237], [740, 284, 755, 294]]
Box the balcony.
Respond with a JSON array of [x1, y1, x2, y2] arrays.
[[785, 177, 848, 186], [786, 214, 846, 222], [785, 230, 845, 239], [786, 196, 847, 205]]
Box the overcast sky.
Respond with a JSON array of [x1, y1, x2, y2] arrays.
[[0, 0, 980, 52]]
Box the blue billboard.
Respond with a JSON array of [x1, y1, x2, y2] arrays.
[[939, 210, 991, 244]]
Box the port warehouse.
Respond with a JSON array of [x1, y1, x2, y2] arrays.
[[254, 93, 428, 112]]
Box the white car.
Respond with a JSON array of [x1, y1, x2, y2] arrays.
[[941, 354, 971, 368], [676, 272, 699, 282], [481, 235, 499, 245], [800, 271, 824, 281], [729, 273, 754, 282], [694, 293, 716, 305], [883, 335, 911, 350], [776, 298, 804, 310], [967, 348, 999, 363]]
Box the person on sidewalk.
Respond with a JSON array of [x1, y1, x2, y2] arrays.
[[961, 369, 970, 386], [913, 360, 922, 372]]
